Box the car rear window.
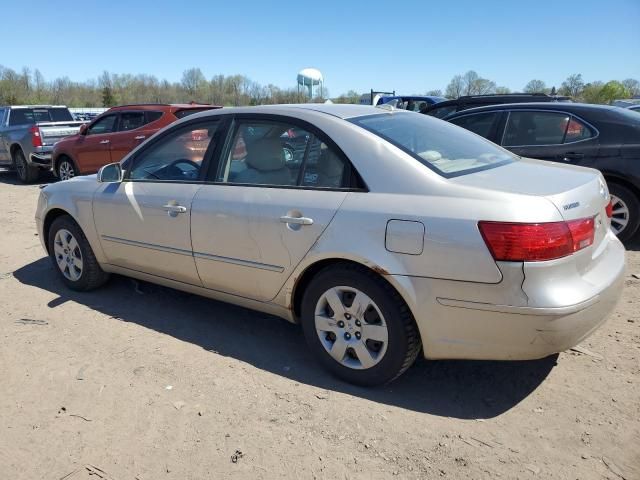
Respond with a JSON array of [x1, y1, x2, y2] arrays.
[[9, 107, 73, 125], [350, 112, 515, 177], [174, 108, 214, 119]]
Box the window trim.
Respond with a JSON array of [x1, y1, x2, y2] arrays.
[[208, 113, 368, 192], [123, 117, 225, 184], [499, 109, 599, 148]]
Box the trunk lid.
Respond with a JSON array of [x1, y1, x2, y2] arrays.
[[451, 157, 611, 249], [36, 121, 85, 146]]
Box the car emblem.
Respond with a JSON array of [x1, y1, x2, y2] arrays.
[[563, 202, 580, 211]]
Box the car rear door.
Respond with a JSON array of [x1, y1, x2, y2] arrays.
[[499, 110, 599, 165], [76, 114, 118, 173], [92, 118, 223, 285], [190, 115, 353, 302]]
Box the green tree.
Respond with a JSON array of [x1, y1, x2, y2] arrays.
[[102, 85, 115, 107], [622, 78, 640, 97]]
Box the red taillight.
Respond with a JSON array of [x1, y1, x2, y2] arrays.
[[478, 218, 595, 262], [30, 126, 42, 147], [605, 199, 613, 218]]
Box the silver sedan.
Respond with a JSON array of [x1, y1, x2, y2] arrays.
[[35, 104, 626, 385]]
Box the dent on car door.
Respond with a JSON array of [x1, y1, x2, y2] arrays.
[[191, 118, 353, 302], [92, 119, 222, 285]]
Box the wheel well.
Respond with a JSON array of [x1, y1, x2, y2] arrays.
[[604, 175, 640, 199], [54, 154, 75, 173], [291, 258, 394, 320], [9, 144, 22, 158], [42, 209, 71, 253]]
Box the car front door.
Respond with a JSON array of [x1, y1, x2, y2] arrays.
[[190, 117, 354, 302], [76, 114, 118, 173], [92, 119, 223, 285], [499, 110, 599, 165]]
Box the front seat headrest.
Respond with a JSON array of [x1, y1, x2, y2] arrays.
[[245, 138, 285, 171]]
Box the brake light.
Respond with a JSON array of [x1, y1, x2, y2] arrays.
[[605, 199, 613, 218], [30, 126, 42, 147], [478, 218, 595, 262]]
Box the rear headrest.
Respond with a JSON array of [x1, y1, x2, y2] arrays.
[[245, 138, 285, 171], [317, 149, 344, 178]]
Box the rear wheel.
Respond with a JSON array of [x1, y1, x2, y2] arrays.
[[300, 264, 421, 386], [47, 215, 110, 291], [12, 148, 39, 183], [608, 183, 640, 242], [57, 157, 77, 181]]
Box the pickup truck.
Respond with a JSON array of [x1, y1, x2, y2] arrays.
[[0, 105, 85, 183]]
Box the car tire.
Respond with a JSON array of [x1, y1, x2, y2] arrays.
[[300, 264, 422, 386], [12, 148, 39, 183], [47, 215, 110, 291], [608, 183, 640, 243], [57, 156, 77, 181]]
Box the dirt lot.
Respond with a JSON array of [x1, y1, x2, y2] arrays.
[[0, 172, 638, 480]]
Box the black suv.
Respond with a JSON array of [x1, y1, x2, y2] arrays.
[[425, 93, 571, 119], [445, 102, 640, 241]]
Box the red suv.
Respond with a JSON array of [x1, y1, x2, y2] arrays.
[[52, 103, 221, 180]]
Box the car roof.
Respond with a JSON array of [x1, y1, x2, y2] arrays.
[[445, 102, 618, 117], [106, 103, 220, 112], [192, 103, 390, 120]]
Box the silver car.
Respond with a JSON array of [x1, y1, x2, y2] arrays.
[[35, 104, 626, 385]]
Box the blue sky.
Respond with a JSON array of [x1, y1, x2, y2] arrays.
[[2, 0, 639, 95]]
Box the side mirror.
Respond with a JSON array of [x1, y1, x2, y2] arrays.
[[79, 124, 88, 135], [97, 163, 123, 183]]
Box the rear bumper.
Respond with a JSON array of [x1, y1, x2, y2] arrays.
[[30, 147, 53, 167], [399, 232, 626, 360]]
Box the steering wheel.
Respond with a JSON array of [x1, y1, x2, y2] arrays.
[[164, 158, 201, 179]]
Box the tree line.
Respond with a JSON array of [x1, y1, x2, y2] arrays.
[[1, 64, 638, 107], [442, 71, 640, 104]]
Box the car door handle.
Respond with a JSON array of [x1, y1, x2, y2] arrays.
[[280, 215, 314, 225], [163, 204, 187, 213], [134, 135, 146, 140], [99, 140, 110, 144], [560, 152, 584, 161]]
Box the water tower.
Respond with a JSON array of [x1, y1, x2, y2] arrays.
[[297, 68, 324, 99]]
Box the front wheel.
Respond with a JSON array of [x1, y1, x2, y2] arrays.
[[300, 264, 421, 386], [48, 215, 110, 291], [608, 183, 640, 243]]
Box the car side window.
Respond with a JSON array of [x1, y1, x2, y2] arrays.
[[300, 137, 348, 188], [428, 105, 457, 119], [218, 121, 311, 187], [449, 112, 500, 139], [119, 112, 146, 132], [502, 111, 569, 147], [88, 115, 117, 135], [564, 117, 594, 143], [128, 121, 219, 182]]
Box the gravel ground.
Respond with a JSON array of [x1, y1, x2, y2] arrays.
[[0, 172, 638, 480]]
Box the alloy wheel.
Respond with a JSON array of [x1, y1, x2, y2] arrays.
[[53, 229, 83, 281], [609, 194, 629, 235], [59, 161, 75, 181], [314, 286, 389, 370]]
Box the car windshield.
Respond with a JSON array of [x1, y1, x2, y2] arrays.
[[350, 112, 516, 177]]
